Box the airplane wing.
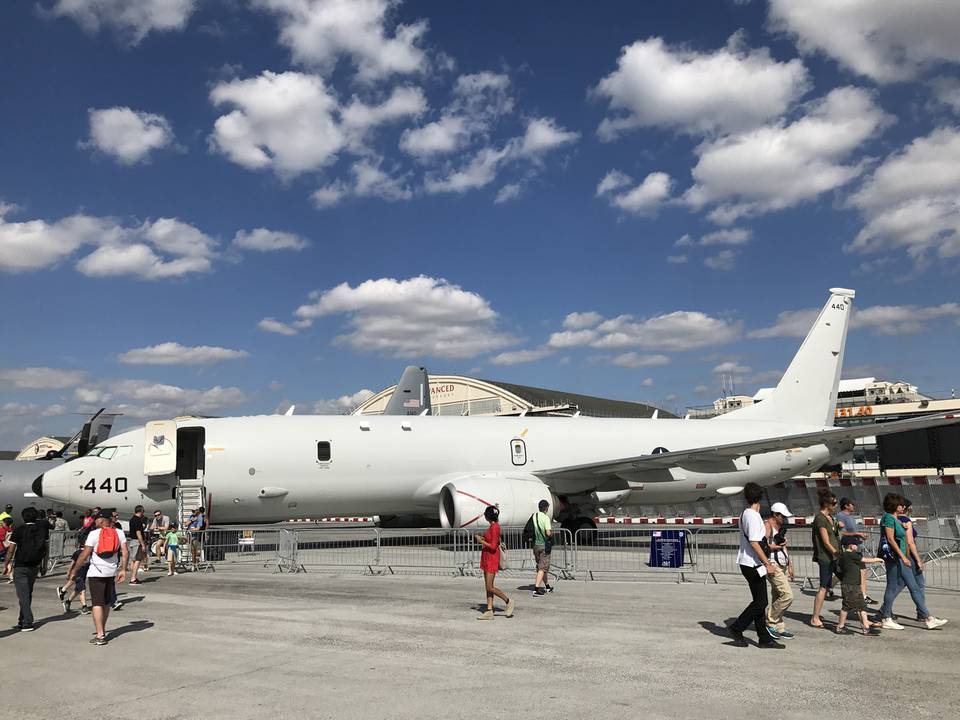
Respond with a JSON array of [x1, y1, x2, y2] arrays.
[[536, 411, 959, 480]]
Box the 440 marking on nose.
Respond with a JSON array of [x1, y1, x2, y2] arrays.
[[80, 477, 128, 493]]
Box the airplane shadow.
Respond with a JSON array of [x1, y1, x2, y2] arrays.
[[107, 620, 154, 640], [699, 620, 751, 647]]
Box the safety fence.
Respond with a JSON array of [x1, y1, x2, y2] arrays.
[[39, 525, 960, 591]]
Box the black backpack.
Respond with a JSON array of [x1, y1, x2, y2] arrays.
[[15, 524, 47, 566], [522, 515, 535, 548]]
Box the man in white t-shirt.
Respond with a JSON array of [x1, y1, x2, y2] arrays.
[[728, 483, 784, 649], [73, 510, 128, 646]]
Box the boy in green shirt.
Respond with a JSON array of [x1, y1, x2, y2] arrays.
[[835, 542, 883, 635]]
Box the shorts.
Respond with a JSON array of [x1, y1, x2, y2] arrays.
[[817, 560, 836, 589], [533, 546, 551, 572], [74, 564, 89, 592], [167, 546, 180, 562], [129, 541, 147, 561], [841, 584, 867, 612], [87, 576, 116, 607]]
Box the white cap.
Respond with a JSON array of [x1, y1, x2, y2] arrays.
[[770, 502, 793, 517]]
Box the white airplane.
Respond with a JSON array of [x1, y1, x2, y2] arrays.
[[35, 289, 958, 531]]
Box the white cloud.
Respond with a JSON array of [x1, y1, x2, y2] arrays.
[[684, 86, 892, 223], [641, 377, 654, 387], [847, 127, 960, 263], [313, 389, 375, 414], [48, 0, 197, 44], [118, 343, 250, 365], [489, 348, 554, 365], [610, 353, 670, 369], [516, 117, 579, 157], [593, 34, 809, 138], [596, 170, 672, 215], [0, 367, 85, 390], [74, 379, 248, 419], [548, 329, 598, 349], [75, 217, 217, 279], [712, 361, 751, 374], [423, 146, 509, 194], [254, 0, 428, 82], [700, 228, 752, 246], [704, 249, 738, 271], [233, 228, 309, 252], [84, 107, 174, 165], [666, 254, 688, 264], [749, 303, 960, 338], [210, 71, 344, 177], [562, 311, 603, 330], [311, 183, 348, 208], [289, 276, 517, 358], [931, 76, 960, 115], [349, 158, 412, 200], [494, 184, 522, 204], [769, 0, 960, 83], [0, 209, 120, 273], [341, 85, 427, 143], [400, 116, 470, 158], [258, 317, 311, 335], [592, 311, 741, 351]]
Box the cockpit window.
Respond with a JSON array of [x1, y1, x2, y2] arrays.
[[98, 447, 117, 460], [115, 445, 132, 458], [86, 447, 104, 457]]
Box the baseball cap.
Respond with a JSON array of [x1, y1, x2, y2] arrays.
[[770, 502, 793, 517]]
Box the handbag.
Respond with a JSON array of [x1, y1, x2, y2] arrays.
[[498, 541, 508, 571], [538, 515, 554, 555]]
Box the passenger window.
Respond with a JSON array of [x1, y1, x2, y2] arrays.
[[317, 441, 332, 462]]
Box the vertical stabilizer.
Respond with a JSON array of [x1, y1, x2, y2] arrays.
[[718, 288, 854, 427], [384, 366, 431, 416]]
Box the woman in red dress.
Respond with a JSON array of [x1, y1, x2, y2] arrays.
[[474, 506, 514, 620]]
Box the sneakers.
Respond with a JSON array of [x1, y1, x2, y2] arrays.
[[925, 617, 948, 630], [865, 596, 878, 605], [111, 600, 124, 611], [545, 585, 555, 593], [80, 605, 91, 615], [20, 625, 35, 633], [63, 599, 71, 613], [89, 636, 107, 646], [758, 640, 786, 649], [532, 587, 545, 597], [880, 618, 905, 630], [476, 610, 493, 621], [505, 599, 515, 618], [777, 629, 795, 640], [766, 627, 782, 640], [56, 586, 66, 603]]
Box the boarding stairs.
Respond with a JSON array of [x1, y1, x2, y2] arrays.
[[175, 480, 213, 572]]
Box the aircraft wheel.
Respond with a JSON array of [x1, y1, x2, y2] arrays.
[[571, 517, 598, 546]]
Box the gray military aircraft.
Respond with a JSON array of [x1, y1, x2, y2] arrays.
[[0, 409, 116, 524], [34, 289, 959, 530]]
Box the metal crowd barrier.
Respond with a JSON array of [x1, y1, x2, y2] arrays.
[[92, 524, 960, 591]]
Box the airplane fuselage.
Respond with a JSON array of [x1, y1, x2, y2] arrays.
[[39, 414, 831, 523]]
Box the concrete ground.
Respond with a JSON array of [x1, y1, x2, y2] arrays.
[[2, 568, 958, 720]]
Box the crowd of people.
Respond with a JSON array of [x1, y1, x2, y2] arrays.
[[2, 503, 208, 643], [730, 482, 949, 648]]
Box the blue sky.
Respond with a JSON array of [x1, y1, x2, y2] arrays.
[[2, 0, 959, 448]]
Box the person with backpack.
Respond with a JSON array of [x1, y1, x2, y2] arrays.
[[72, 509, 128, 645], [2, 507, 50, 632], [893, 497, 948, 629], [527, 500, 555, 597]]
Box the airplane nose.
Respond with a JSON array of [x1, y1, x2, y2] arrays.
[[32, 473, 43, 498]]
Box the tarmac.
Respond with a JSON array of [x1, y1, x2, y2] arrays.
[[2, 567, 958, 720]]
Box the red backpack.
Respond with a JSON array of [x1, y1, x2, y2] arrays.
[[95, 527, 120, 558]]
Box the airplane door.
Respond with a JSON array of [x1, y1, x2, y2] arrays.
[[510, 439, 527, 466], [144, 420, 177, 476]]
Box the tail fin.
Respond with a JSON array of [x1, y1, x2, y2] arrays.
[[718, 288, 854, 427], [383, 366, 431, 416]]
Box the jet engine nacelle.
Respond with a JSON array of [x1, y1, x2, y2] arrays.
[[438, 474, 555, 529]]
